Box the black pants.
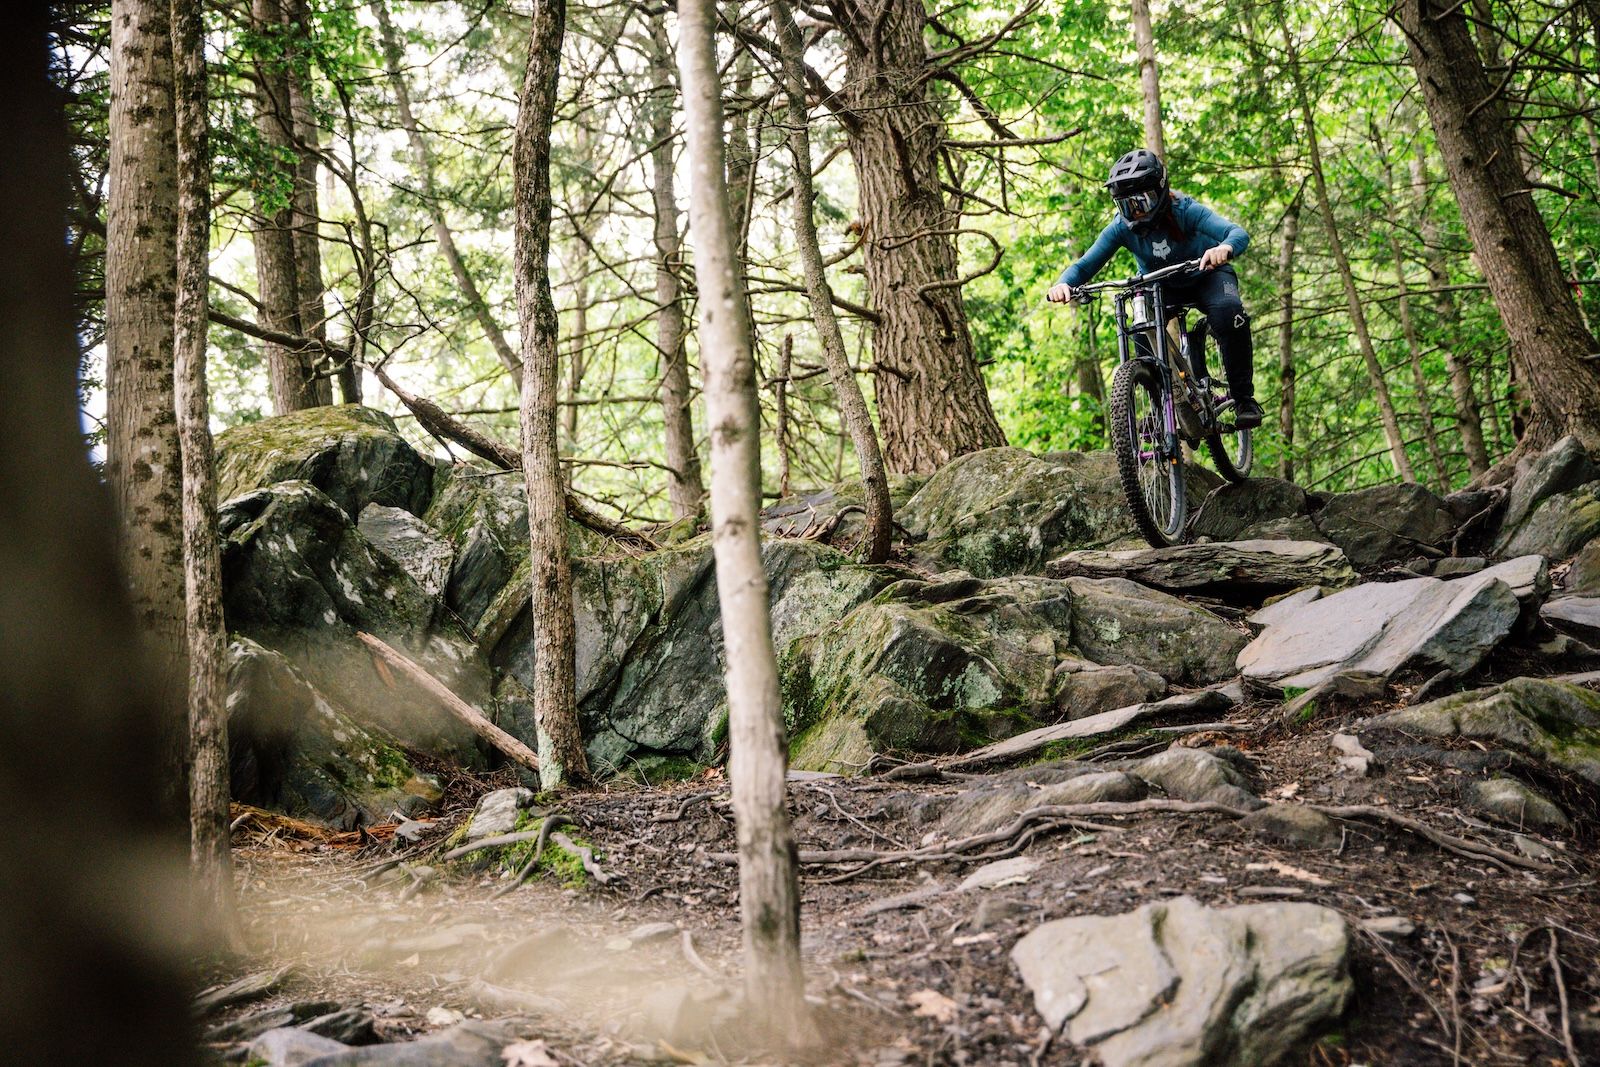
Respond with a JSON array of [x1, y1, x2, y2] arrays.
[[1132, 267, 1255, 402]]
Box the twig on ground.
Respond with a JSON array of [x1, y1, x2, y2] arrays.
[[680, 929, 720, 980], [494, 813, 571, 898], [1548, 930, 1581, 1067], [438, 829, 547, 863], [1311, 804, 1559, 874], [551, 831, 617, 884]]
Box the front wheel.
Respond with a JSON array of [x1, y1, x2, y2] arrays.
[[1110, 361, 1187, 547], [1206, 425, 1253, 483]]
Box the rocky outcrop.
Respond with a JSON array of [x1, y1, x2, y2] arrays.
[[227, 638, 426, 828], [1312, 483, 1456, 571], [1364, 677, 1600, 787], [1237, 558, 1539, 694], [1494, 436, 1597, 549], [1011, 896, 1351, 1067], [1047, 540, 1357, 602], [783, 574, 1245, 773], [216, 405, 435, 521]]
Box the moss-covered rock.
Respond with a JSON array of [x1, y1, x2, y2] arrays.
[[215, 405, 435, 520], [785, 573, 1243, 773], [1311, 482, 1456, 571], [898, 447, 1223, 578], [219, 480, 490, 766], [1365, 678, 1600, 786], [1499, 479, 1600, 561], [226, 637, 423, 828]]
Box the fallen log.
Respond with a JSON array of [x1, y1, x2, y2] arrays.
[[369, 365, 657, 550], [355, 632, 539, 774]]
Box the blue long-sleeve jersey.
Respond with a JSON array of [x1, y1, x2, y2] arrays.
[[1057, 194, 1249, 287]]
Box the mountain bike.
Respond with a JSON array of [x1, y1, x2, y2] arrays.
[[1070, 258, 1253, 547]]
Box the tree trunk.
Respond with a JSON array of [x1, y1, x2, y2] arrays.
[[108, 0, 188, 820], [1396, 0, 1600, 457], [772, 0, 892, 563], [169, 0, 237, 943], [726, 46, 758, 263], [514, 0, 591, 791], [676, 0, 814, 1041], [1283, 20, 1415, 482], [775, 332, 793, 496], [841, 0, 1007, 473], [649, 12, 705, 523], [1390, 231, 1449, 488], [1129, 0, 1166, 157], [1277, 198, 1298, 481], [1410, 143, 1490, 475], [284, 0, 335, 405], [251, 0, 318, 413], [374, 0, 522, 384], [3, 15, 198, 1054]]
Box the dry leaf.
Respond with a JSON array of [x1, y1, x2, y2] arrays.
[[501, 1039, 561, 1067], [907, 988, 960, 1024], [425, 1006, 465, 1027]]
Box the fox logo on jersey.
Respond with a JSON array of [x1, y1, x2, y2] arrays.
[[1151, 238, 1171, 259]]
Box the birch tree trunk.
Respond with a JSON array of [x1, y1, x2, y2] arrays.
[[649, 12, 705, 522], [675, 0, 814, 1040], [170, 0, 237, 943], [514, 0, 591, 790], [375, 0, 522, 384], [3, 17, 197, 1054], [1276, 199, 1298, 481], [1283, 21, 1415, 482], [1396, 0, 1600, 458], [772, 0, 892, 563], [1130, 0, 1166, 157], [108, 0, 189, 820]]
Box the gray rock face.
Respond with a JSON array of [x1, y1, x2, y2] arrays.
[[1054, 659, 1167, 720], [359, 504, 454, 601], [1011, 895, 1351, 1067], [1464, 777, 1572, 833], [1237, 559, 1534, 693], [1241, 803, 1343, 850], [248, 1027, 350, 1066], [1500, 479, 1600, 560], [293, 1020, 524, 1065], [1131, 746, 1262, 810], [1565, 540, 1600, 594], [216, 405, 435, 521], [226, 638, 422, 829], [219, 480, 491, 765], [1312, 483, 1456, 570], [1190, 477, 1312, 542], [1365, 678, 1600, 787], [1048, 540, 1356, 602], [899, 447, 1141, 577], [786, 574, 1245, 773], [1541, 596, 1600, 644], [1496, 436, 1597, 547]]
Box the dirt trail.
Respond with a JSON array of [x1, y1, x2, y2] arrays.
[[206, 692, 1600, 1066]]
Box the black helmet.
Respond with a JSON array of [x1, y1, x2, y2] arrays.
[[1106, 149, 1169, 232]]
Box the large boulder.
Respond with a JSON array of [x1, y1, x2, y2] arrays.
[[220, 480, 490, 765], [215, 406, 435, 521], [1495, 436, 1597, 547], [226, 638, 426, 828], [358, 504, 453, 601], [784, 574, 1246, 773], [1237, 558, 1535, 694], [482, 537, 896, 775], [1047, 540, 1356, 603], [1189, 478, 1312, 542], [1311, 483, 1456, 571], [898, 447, 1221, 577], [1363, 677, 1600, 787], [1011, 895, 1351, 1067], [1498, 479, 1600, 561]]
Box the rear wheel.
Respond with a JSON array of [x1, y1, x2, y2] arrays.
[[1110, 360, 1187, 546]]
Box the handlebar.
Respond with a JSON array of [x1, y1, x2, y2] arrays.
[[1068, 258, 1204, 303]]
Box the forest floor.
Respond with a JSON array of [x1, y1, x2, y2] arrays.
[[206, 694, 1600, 1067]]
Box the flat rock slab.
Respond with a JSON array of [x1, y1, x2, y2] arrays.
[[1237, 558, 1538, 693], [1046, 540, 1357, 602], [1542, 596, 1600, 644], [1012, 895, 1350, 1067]]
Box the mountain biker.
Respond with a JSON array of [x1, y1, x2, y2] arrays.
[[1047, 149, 1264, 429]]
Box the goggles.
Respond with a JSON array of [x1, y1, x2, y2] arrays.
[[1114, 189, 1161, 220]]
